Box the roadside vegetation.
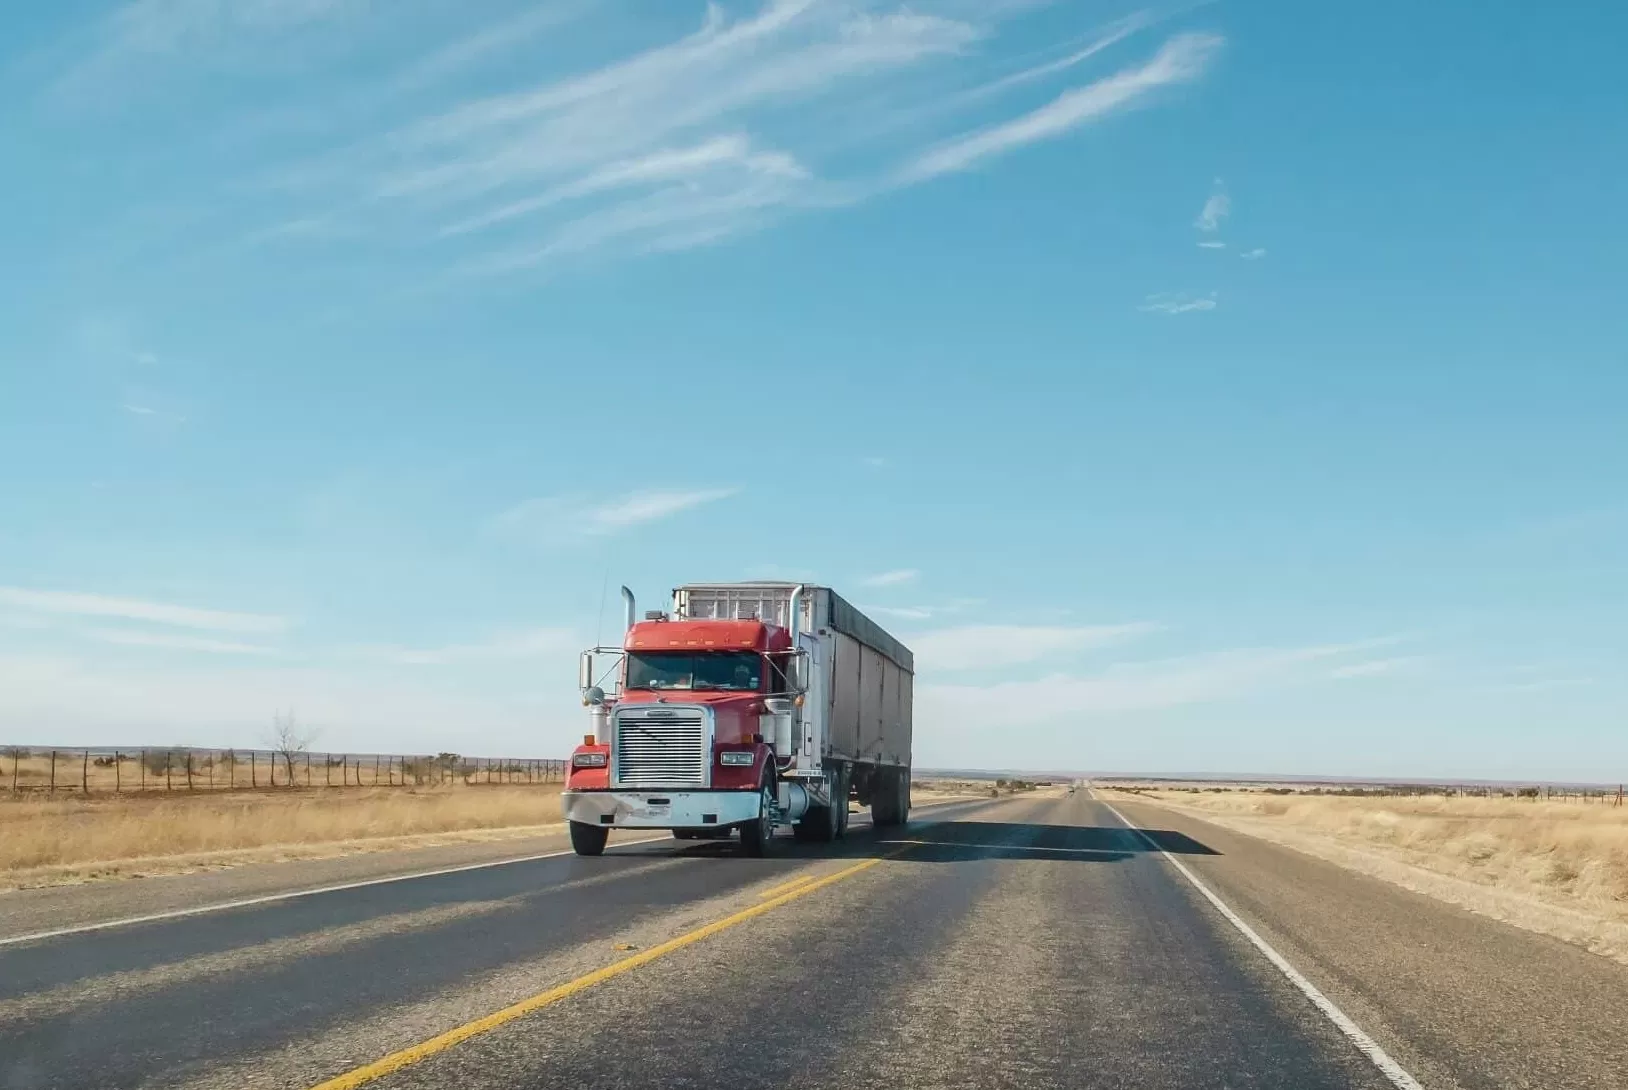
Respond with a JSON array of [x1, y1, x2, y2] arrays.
[[0, 786, 565, 890], [1108, 786, 1628, 964]]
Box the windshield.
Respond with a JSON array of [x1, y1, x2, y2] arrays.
[[625, 651, 762, 692]]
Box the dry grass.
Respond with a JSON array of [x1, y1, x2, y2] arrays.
[[0, 786, 564, 889], [1111, 787, 1628, 963]]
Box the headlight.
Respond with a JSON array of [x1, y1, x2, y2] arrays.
[[718, 751, 755, 766], [572, 752, 608, 768]]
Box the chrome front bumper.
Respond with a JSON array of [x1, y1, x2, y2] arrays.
[[562, 790, 763, 829]]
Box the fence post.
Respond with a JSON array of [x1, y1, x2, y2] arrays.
[[207, 752, 214, 790], [140, 749, 146, 791], [9, 748, 17, 791], [166, 752, 173, 790], [82, 749, 90, 794], [50, 750, 57, 793], [305, 753, 311, 787], [325, 754, 332, 787], [186, 751, 194, 791], [114, 750, 121, 792]]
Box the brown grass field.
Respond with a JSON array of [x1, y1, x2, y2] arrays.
[[0, 774, 987, 891], [1106, 786, 1628, 964], [0, 786, 567, 890]]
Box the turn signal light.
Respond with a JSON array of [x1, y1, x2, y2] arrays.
[[718, 751, 755, 766], [572, 752, 608, 768]]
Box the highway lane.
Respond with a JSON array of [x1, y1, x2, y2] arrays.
[[0, 799, 989, 1089], [1106, 794, 1628, 1090], [3, 790, 1623, 1089], [360, 792, 1398, 1090]]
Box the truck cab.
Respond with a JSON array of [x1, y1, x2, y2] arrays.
[[562, 583, 913, 857]]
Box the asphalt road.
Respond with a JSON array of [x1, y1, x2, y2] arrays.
[[2, 791, 1624, 1090]]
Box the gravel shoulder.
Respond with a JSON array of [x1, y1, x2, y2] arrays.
[[1108, 794, 1628, 1090]]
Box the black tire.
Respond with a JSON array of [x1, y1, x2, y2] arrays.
[[835, 765, 852, 839], [792, 810, 828, 842], [672, 829, 699, 840], [873, 768, 908, 828], [739, 773, 776, 857], [569, 821, 609, 857]]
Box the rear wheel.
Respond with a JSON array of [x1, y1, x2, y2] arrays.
[[569, 821, 608, 856], [835, 765, 852, 838], [873, 768, 909, 828], [739, 772, 777, 857]]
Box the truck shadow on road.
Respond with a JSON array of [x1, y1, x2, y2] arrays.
[[860, 821, 1220, 864]]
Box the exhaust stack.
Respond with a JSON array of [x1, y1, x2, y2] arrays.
[[621, 586, 636, 633], [787, 584, 803, 645]]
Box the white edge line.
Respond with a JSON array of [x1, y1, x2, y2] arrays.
[[0, 797, 987, 949], [1094, 791, 1427, 1090], [0, 836, 670, 949]]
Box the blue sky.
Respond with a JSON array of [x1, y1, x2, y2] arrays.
[[1, 0, 1623, 779]]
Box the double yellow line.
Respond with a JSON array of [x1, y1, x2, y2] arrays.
[[308, 856, 886, 1090]]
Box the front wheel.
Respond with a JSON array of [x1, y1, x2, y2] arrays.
[[739, 774, 777, 857], [570, 821, 609, 856]]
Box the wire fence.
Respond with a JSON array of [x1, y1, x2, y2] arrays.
[[1115, 782, 1627, 806], [0, 746, 566, 795]]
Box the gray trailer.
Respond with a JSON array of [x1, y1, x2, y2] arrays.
[[673, 582, 915, 826]]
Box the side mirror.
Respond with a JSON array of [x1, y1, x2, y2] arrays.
[[787, 651, 808, 692], [578, 652, 594, 690]]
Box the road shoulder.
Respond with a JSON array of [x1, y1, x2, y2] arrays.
[[1108, 796, 1628, 1090]]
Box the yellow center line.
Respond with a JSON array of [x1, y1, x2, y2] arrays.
[[756, 872, 820, 899], [306, 852, 898, 1090]]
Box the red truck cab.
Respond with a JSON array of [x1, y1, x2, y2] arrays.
[[563, 615, 794, 854]]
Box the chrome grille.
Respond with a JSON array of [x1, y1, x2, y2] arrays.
[[613, 708, 710, 788]]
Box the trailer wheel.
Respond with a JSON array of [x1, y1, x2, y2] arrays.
[[835, 764, 852, 839], [739, 772, 776, 857], [873, 769, 907, 828], [570, 821, 609, 857]]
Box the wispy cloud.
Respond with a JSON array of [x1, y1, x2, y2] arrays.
[[901, 32, 1222, 182], [380, 1, 592, 99], [911, 622, 1160, 671], [490, 488, 739, 543], [1330, 656, 1426, 679], [51, 0, 366, 103], [867, 605, 937, 620], [82, 628, 282, 656], [919, 640, 1391, 724], [120, 3, 1222, 272], [1197, 240, 1225, 249], [866, 597, 983, 622], [863, 456, 888, 467], [1241, 246, 1266, 260], [861, 569, 919, 587], [122, 403, 159, 416], [1492, 677, 1595, 694], [354, 627, 578, 666], [1194, 188, 1229, 232], [1139, 291, 1216, 314], [0, 586, 290, 634]]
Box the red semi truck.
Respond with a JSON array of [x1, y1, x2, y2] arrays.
[[562, 582, 914, 856]]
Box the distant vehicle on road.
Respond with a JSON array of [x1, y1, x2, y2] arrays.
[[563, 583, 914, 856]]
